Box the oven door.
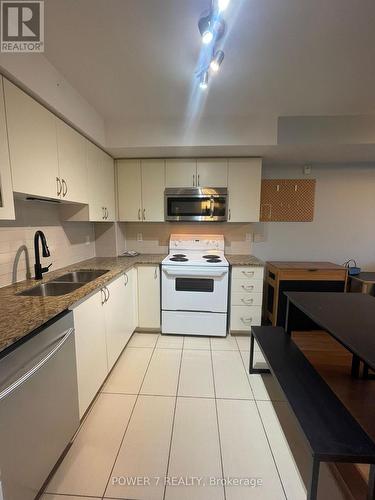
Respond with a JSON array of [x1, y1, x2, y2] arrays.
[[165, 188, 227, 222], [162, 265, 229, 313]]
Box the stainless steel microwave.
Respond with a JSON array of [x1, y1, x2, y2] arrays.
[[165, 188, 228, 222]]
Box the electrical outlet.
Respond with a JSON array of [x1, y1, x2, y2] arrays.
[[137, 233, 143, 242]]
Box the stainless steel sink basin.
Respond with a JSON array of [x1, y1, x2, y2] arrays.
[[17, 282, 85, 297], [52, 270, 109, 283]]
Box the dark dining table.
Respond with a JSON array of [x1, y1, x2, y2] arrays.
[[284, 292, 375, 378]]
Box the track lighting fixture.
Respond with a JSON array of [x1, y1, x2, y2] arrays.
[[210, 50, 224, 72], [199, 71, 209, 89], [217, 0, 230, 12]]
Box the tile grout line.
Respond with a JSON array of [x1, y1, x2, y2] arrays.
[[237, 338, 288, 500], [100, 337, 159, 499], [210, 337, 227, 500], [162, 335, 184, 500]]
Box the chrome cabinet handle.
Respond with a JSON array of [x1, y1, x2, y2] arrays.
[[101, 288, 106, 304], [143, 208, 146, 220], [105, 207, 109, 219], [240, 317, 253, 324], [138, 208, 141, 220], [241, 298, 254, 305], [197, 174, 200, 185], [0, 328, 74, 401], [56, 177, 62, 196], [193, 174, 195, 187], [124, 273, 129, 286], [154, 267, 158, 279], [62, 179, 68, 197], [228, 209, 231, 221], [242, 285, 254, 291], [102, 207, 105, 220], [105, 286, 110, 302], [242, 270, 255, 277]]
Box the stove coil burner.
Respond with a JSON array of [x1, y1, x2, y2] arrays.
[[203, 255, 220, 259], [206, 258, 222, 263], [170, 257, 188, 262], [173, 254, 187, 258]]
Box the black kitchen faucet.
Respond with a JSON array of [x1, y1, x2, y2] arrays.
[[34, 230, 52, 280]]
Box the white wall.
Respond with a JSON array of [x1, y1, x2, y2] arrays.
[[0, 54, 106, 145], [0, 200, 95, 287], [252, 163, 375, 270]]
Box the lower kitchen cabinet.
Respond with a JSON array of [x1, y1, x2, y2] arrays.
[[72, 289, 108, 418], [138, 265, 161, 329], [72, 272, 137, 418], [230, 266, 264, 332], [105, 269, 137, 370]]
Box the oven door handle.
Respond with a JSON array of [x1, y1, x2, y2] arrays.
[[163, 268, 228, 278]]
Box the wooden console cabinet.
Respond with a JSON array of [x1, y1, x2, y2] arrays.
[[265, 261, 347, 327]]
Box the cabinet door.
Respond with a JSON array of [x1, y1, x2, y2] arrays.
[[87, 141, 104, 221], [0, 78, 14, 220], [125, 269, 137, 339], [72, 290, 108, 418], [100, 151, 115, 221], [141, 159, 165, 222], [56, 119, 88, 204], [104, 275, 129, 371], [138, 265, 161, 329], [228, 158, 262, 222], [196, 159, 228, 187], [165, 159, 196, 187], [117, 159, 142, 221], [4, 79, 59, 199]]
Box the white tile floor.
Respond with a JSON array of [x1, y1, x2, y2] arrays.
[[43, 333, 347, 500]]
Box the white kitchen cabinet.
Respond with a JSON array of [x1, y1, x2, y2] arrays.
[[165, 159, 196, 187], [230, 266, 264, 333], [72, 289, 108, 418], [105, 274, 132, 370], [4, 79, 60, 199], [100, 150, 116, 221], [227, 158, 262, 222], [117, 159, 142, 221], [87, 141, 115, 221], [138, 265, 161, 329], [141, 159, 165, 221], [196, 159, 228, 187], [117, 159, 165, 222], [56, 119, 88, 204], [0, 78, 14, 220]]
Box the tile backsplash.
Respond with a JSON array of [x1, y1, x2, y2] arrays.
[[121, 222, 254, 255], [0, 200, 95, 287]]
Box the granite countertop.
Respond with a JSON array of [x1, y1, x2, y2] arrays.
[[226, 255, 264, 267], [0, 254, 166, 355]]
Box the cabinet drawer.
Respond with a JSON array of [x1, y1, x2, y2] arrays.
[[230, 305, 262, 331], [231, 279, 263, 293], [231, 292, 263, 306], [232, 267, 264, 280]]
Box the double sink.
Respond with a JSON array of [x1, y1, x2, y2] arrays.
[[17, 270, 109, 297]]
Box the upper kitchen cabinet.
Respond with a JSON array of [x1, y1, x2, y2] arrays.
[[227, 158, 262, 222], [196, 159, 228, 187], [117, 159, 165, 222], [0, 78, 15, 220], [4, 79, 60, 199], [141, 159, 165, 221], [117, 159, 142, 221], [56, 119, 88, 204], [165, 159, 196, 187], [166, 158, 228, 188], [87, 141, 115, 221]]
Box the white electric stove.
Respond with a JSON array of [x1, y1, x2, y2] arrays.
[[161, 234, 229, 337]]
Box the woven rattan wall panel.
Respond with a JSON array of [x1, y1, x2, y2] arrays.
[[260, 179, 316, 222]]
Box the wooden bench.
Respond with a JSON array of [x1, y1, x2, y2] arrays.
[[249, 326, 375, 500]]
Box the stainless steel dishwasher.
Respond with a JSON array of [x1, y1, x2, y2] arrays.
[[0, 311, 80, 500]]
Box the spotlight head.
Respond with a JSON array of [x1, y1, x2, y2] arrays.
[[210, 50, 224, 72], [199, 71, 209, 89]]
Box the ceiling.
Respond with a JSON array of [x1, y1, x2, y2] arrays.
[[43, 0, 375, 160]]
